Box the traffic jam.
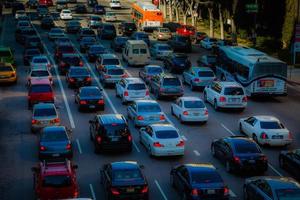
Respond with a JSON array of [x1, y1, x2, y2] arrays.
[[0, 0, 300, 200]]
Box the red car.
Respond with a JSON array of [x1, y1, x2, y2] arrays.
[[39, 0, 53, 6], [28, 78, 54, 109], [32, 160, 79, 200], [176, 25, 196, 38]]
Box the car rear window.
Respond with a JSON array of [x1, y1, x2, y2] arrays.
[[233, 141, 261, 153], [31, 85, 52, 92], [191, 170, 222, 184], [33, 58, 48, 63], [34, 108, 56, 117], [198, 71, 214, 77], [260, 121, 283, 129], [31, 70, 49, 77], [103, 124, 129, 136], [80, 88, 101, 96], [43, 175, 71, 187], [155, 130, 178, 139], [148, 67, 162, 74], [138, 104, 161, 112], [127, 83, 146, 90], [184, 101, 205, 109], [42, 130, 68, 141], [0, 66, 13, 71], [107, 68, 124, 75], [0, 50, 12, 57], [163, 78, 181, 86], [70, 68, 89, 76], [103, 58, 120, 65], [276, 189, 300, 200], [223, 87, 244, 95], [113, 169, 143, 181]]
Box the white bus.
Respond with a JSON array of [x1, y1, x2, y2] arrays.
[[216, 46, 287, 97]]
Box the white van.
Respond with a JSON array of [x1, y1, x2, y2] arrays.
[[122, 40, 150, 66]]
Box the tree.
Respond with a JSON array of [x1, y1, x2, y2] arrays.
[[282, 0, 298, 49]]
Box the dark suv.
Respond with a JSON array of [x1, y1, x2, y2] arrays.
[[149, 74, 183, 100], [89, 114, 132, 153], [118, 22, 137, 36], [163, 53, 191, 73], [167, 35, 192, 53]]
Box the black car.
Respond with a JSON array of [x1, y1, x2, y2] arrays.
[[77, 28, 96, 41], [75, 86, 104, 111], [54, 43, 76, 61], [66, 20, 81, 33], [23, 48, 41, 66], [93, 4, 105, 15], [58, 54, 83, 75], [101, 162, 148, 200], [41, 16, 55, 29], [171, 163, 229, 200], [167, 35, 192, 53], [87, 0, 98, 7], [163, 53, 191, 73], [87, 44, 108, 62], [279, 149, 300, 180], [118, 22, 137, 36], [97, 23, 116, 40], [24, 36, 43, 53], [15, 27, 36, 44], [211, 136, 268, 174], [66, 67, 92, 88], [39, 126, 73, 159], [89, 114, 132, 153], [79, 36, 97, 53], [243, 176, 300, 200], [111, 36, 129, 52], [163, 22, 181, 32], [75, 4, 87, 14]]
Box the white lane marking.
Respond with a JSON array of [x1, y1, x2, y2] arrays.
[[181, 135, 187, 141], [132, 140, 140, 153], [154, 180, 168, 200], [193, 150, 200, 156], [229, 189, 237, 197], [32, 24, 76, 128], [220, 123, 235, 136], [89, 183, 96, 200], [76, 139, 82, 154], [268, 163, 283, 177]]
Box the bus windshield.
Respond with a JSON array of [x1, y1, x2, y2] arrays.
[[252, 63, 287, 78]]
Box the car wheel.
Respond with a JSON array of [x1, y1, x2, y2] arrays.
[[115, 90, 119, 97], [170, 174, 175, 188], [225, 161, 232, 173], [190, 81, 195, 91], [279, 156, 285, 169], [155, 90, 160, 100], [94, 142, 101, 154], [252, 134, 259, 144], [213, 100, 219, 111], [239, 123, 244, 134], [121, 96, 126, 105], [211, 144, 216, 157]]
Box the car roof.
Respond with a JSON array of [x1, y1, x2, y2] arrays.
[[253, 115, 279, 121], [224, 136, 254, 145], [135, 100, 159, 106], [33, 103, 55, 109], [178, 96, 203, 101], [124, 77, 143, 84], [98, 114, 126, 124], [42, 160, 71, 176], [150, 123, 176, 131], [105, 65, 123, 70], [111, 161, 139, 170], [248, 176, 300, 189], [101, 53, 118, 59], [80, 86, 99, 91]]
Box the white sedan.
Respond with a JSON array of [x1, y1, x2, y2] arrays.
[[30, 56, 52, 70], [239, 115, 292, 146], [171, 97, 208, 123], [60, 9, 73, 20], [139, 124, 185, 157]]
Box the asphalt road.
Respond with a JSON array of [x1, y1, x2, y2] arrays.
[[1, 0, 300, 199]]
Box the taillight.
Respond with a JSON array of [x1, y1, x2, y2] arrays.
[[111, 188, 120, 195], [176, 140, 184, 147], [194, 78, 200, 82], [260, 132, 268, 139], [69, 78, 75, 82], [124, 91, 128, 96], [191, 188, 198, 196], [127, 135, 132, 142], [40, 146, 46, 151], [121, 73, 128, 78], [204, 110, 208, 115], [141, 186, 148, 193], [146, 90, 149, 96], [51, 118, 60, 123], [47, 63, 51, 67], [74, 191, 79, 198], [137, 116, 144, 121], [233, 156, 240, 164], [11, 72, 16, 77], [224, 187, 229, 196], [159, 115, 165, 120], [49, 77, 52, 81], [79, 61, 84, 66], [260, 155, 268, 161], [98, 99, 104, 104], [219, 96, 226, 102], [61, 62, 66, 67], [31, 119, 37, 124], [242, 96, 247, 102], [96, 136, 102, 143], [153, 142, 164, 147], [288, 132, 292, 140], [86, 77, 92, 82], [79, 100, 87, 105], [66, 143, 71, 150], [183, 111, 189, 116], [104, 75, 111, 79]]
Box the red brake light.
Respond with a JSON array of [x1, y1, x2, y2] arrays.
[[146, 90, 149, 96], [242, 96, 247, 102], [86, 77, 92, 82], [66, 143, 71, 150], [176, 140, 184, 147], [98, 99, 104, 105], [79, 100, 87, 105], [11, 72, 16, 77], [137, 116, 144, 121], [40, 146, 46, 151], [159, 115, 165, 120], [111, 188, 120, 195], [224, 187, 229, 196], [104, 75, 111, 79], [260, 132, 268, 139], [233, 156, 240, 164], [141, 186, 148, 193], [69, 78, 75, 82], [124, 91, 129, 96], [191, 188, 198, 196], [74, 191, 79, 198], [52, 118, 60, 123], [127, 135, 132, 142], [121, 73, 128, 78], [96, 136, 102, 143], [219, 96, 226, 102], [153, 142, 164, 147], [183, 111, 189, 116], [79, 61, 84, 66], [260, 155, 268, 161], [194, 78, 200, 82], [47, 63, 51, 67], [204, 110, 208, 115], [31, 119, 37, 124]]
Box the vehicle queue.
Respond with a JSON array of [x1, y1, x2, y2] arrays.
[[1, 0, 300, 200]]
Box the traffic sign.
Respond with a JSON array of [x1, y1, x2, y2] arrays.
[[246, 4, 258, 13]]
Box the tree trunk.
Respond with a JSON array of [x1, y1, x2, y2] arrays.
[[183, 14, 187, 25], [175, 7, 179, 22], [218, 4, 224, 40], [208, 7, 214, 38], [190, 5, 195, 26], [168, 0, 173, 22], [231, 0, 238, 44], [163, 0, 167, 19]]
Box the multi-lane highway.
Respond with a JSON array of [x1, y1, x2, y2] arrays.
[[1, 0, 300, 199]]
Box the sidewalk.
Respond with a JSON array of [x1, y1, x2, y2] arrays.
[[287, 66, 300, 86]]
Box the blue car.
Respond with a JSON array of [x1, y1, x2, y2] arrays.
[[93, 5, 106, 15], [131, 32, 150, 46], [87, 44, 108, 62]]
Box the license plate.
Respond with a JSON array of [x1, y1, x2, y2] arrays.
[[111, 137, 119, 142], [259, 80, 274, 87], [89, 105, 95, 109], [126, 188, 134, 193], [229, 98, 239, 102], [193, 113, 200, 116], [249, 160, 255, 164], [52, 153, 60, 157], [207, 189, 215, 194]]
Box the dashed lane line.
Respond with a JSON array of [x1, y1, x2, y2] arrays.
[[89, 183, 96, 200], [76, 138, 82, 154], [220, 123, 235, 136], [154, 180, 168, 200], [193, 150, 200, 156]]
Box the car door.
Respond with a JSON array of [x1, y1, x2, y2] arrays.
[[243, 117, 257, 136], [173, 99, 182, 117], [127, 102, 137, 119], [205, 83, 215, 102], [150, 76, 159, 92], [89, 116, 97, 139], [176, 167, 190, 196], [287, 153, 300, 178], [245, 181, 265, 200], [142, 126, 152, 146], [103, 165, 112, 196], [116, 79, 124, 96]]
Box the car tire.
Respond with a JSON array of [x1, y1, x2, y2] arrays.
[[225, 161, 232, 173], [89, 128, 93, 141], [148, 145, 153, 157], [243, 186, 249, 200], [213, 100, 219, 111], [179, 115, 184, 124]]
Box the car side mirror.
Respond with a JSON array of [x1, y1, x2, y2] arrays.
[[72, 165, 78, 169], [140, 127, 146, 132]]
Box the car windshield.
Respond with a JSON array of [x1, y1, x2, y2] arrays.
[[70, 68, 89, 76], [103, 58, 119, 65], [107, 68, 124, 75], [33, 58, 48, 63], [140, 49, 147, 54], [60, 46, 75, 53], [148, 67, 162, 74], [233, 141, 261, 153], [163, 78, 181, 86], [34, 108, 56, 117], [158, 45, 171, 51], [224, 87, 244, 95], [43, 175, 71, 187], [184, 100, 205, 108], [31, 70, 49, 77], [31, 85, 51, 92], [198, 71, 214, 77], [103, 124, 129, 136], [116, 37, 128, 43], [112, 169, 143, 181], [260, 121, 283, 129], [191, 171, 222, 184], [0, 66, 13, 71], [0, 50, 11, 57], [127, 83, 146, 90], [138, 104, 161, 112], [276, 189, 300, 200], [80, 88, 101, 96], [155, 130, 178, 139]]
